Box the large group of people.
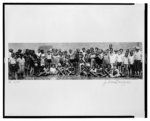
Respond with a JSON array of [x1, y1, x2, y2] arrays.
[[8, 44, 143, 80]]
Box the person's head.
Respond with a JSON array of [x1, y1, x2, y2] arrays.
[[90, 47, 94, 53], [79, 51, 83, 54], [86, 49, 90, 54], [82, 48, 85, 52], [119, 49, 123, 54], [81, 65, 85, 70], [107, 64, 111, 69], [114, 50, 118, 54], [69, 49, 72, 54], [25, 49, 29, 54], [110, 48, 113, 53], [38, 49, 41, 53], [49, 48, 52, 52], [113, 65, 117, 70], [103, 51, 107, 56], [51, 64, 56, 68], [125, 52, 128, 57], [11, 53, 15, 58], [130, 51, 133, 56], [106, 49, 109, 52], [47, 50, 50, 54], [98, 49, 102, 54], [135, 46, 140, 52], [41, 49, 44, 54], [95, 47, 98, 52], [20, 54, 23, 58], [126, 49, 129, 53], [118, 50, 121, 55], [52, 48, 55, 53], [18, 49, 22, 53], [9, 49, 13, 53]]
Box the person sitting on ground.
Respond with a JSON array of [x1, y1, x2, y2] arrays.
[[50, 64, 58, 75], [90, 65, 98, 77], [67, 64, 75, 75], [80, 65, 88, 76], [103, 64, 112, 77], [96, 65, 106, 77], [38, 66, 50, 76], [56, 63, 65, 76], [109, 65, 120, 78]]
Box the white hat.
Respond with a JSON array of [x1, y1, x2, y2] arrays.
[[135, 46, 140, 50]]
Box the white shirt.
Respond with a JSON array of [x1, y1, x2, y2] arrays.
[[50, 67, 57, 74], [40, 58, 45, 66], [82, 52, 86, 58], [117, 54, 124, 62], [41, 54, 45, 58], [46, 54, 52, 59], [128, 55, 134, 65], [99, 53, 104, 59], [90, 54, 95, 59], [69, 53, 74, 59], [86, 63, 90, 67], [36, 52, 41, 57], [8, 52, 12, 59], [109, 53, 117, 64], [17, 58, 25, 66], [90, 68, 97, 73], [53, 55, 60, 64], [123, 56, 129, 64], [134, 51, 142, 60], [9, 57, 16, 64]]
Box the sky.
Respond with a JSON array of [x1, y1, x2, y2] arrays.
[[8, 42, 142, 52]]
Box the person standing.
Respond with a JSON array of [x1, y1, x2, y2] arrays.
[[46, 50, 52, 70], [123, 52, 129, 77], [128, 51, 135, 77], [17, 54, 25, 79], [134, 46, 142, 77], [116, 49, 124, 73], [40, 50, 46, 72], [9, 53, 17, 79], [109, 48, 117, 69]]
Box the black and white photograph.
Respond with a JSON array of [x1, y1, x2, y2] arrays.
[[8, 42, 143, 80], [4, 3, 147, 118]]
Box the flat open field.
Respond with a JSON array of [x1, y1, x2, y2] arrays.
[[19, 75, 142, 80]]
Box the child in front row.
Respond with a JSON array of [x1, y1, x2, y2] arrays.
[[109, 65, 120, 78]]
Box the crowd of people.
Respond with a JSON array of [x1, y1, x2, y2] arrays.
[[8, 44, 143, 80]]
